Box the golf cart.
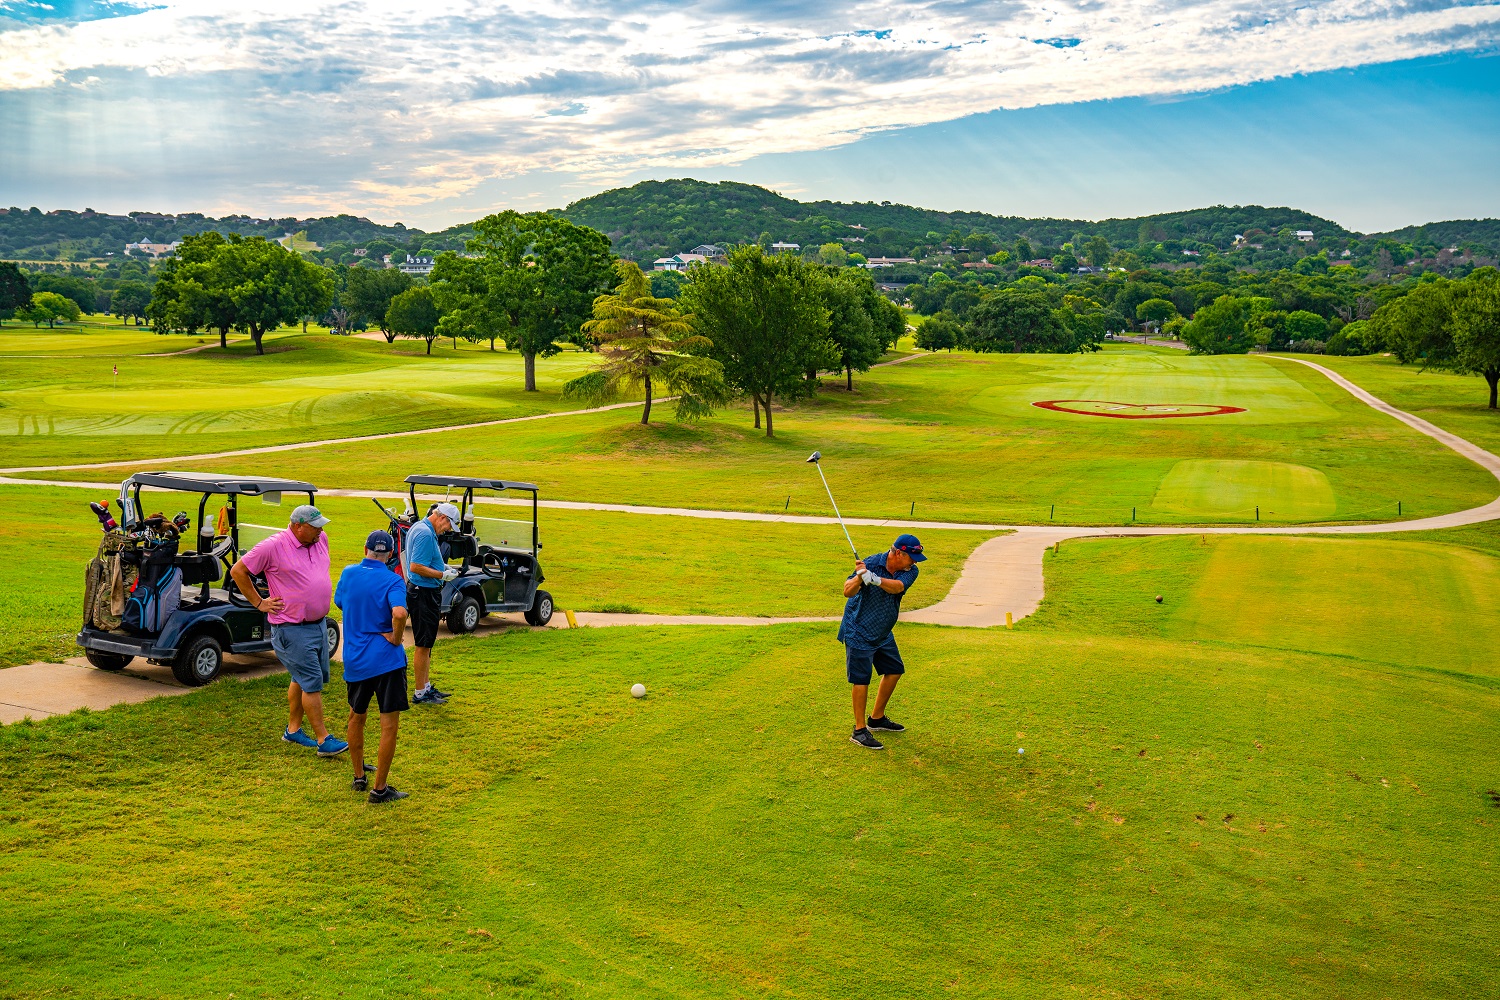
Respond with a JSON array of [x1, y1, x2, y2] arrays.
[[374, 474, 553, 633], [77, 472, 341, 686]]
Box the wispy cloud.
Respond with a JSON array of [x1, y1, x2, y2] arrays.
[[1, 0, 1497, 217]]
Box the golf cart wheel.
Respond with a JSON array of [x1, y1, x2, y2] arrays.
[[324, 619, 341, 657], [447, 595, 481, 634], [85, 649, 133, 672], [524, 590, 554, 627], [171, 635, 223, 687]]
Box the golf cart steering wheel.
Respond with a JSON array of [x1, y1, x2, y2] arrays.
[[474, 546, 508, 579]]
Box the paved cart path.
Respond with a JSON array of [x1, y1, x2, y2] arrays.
[[4, 356, 1499, 721]]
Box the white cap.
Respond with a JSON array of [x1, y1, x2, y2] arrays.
[[434, 502, 461, 524]]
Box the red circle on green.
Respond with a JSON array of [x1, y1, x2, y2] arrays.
[[1032, 400, 1247, 419]]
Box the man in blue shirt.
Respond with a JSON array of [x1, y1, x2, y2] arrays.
[[335, 530, 411, 803], [404, 502, 460, 705], [839, 533, 925, 750]]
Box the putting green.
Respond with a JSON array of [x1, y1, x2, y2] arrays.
[[1150, 459, 1337, 519], [971, 351, 1339, 425]]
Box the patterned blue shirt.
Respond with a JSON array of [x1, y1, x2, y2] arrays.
[[837, 551, 919, 650]]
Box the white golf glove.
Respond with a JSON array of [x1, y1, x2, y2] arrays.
[[441, 567, 460, 582], [861, 570, 881, 587]]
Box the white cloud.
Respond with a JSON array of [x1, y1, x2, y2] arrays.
[[1, 0, 1497, 215]]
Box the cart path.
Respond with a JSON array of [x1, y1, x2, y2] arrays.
[[5, 355, 1500, 722]]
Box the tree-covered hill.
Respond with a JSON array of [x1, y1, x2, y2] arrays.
[[1368, 219, 1500, 251], [558, 178, 1368, 262]]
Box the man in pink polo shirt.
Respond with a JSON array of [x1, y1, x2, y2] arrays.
[[230, 505, 348, 758]]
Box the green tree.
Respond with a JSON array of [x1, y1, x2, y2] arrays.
[[1084, 236, 1111, 268], [1285, 310, 1328, 343], [963, 290, 1083, 353], [0, 261, 31, 324], [110, 281, 151, 325], [681, 245, 831, 437], [18, 290, 82, 328], [1135, 298, 1178, 334], [1373, 281, 1452, 364], [386, 286, 441, 354], [915, 312, 961, 351], [464, 211, 616, 391], [1447, 269, 1500, 408], [147, 231, 237, 346], [226, 238, 332, 355], [818, 243, 848, 266], [344, 267, 414, 343], [818, 266, 900, 390], [1183, 295, 1254, 354], [562, 260, 727, 424]]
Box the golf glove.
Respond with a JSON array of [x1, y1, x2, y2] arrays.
[[861, 570, 881, 587], [441, 567, 460, 582]]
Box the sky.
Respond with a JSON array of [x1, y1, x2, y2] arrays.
[[1, 0, 1497, 233]]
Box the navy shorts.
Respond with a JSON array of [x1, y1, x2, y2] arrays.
[[845, 634, 905, 685], [271, 620, 330, 693]]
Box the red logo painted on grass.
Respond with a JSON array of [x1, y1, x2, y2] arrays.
[[1033, 400, 1247, 419]]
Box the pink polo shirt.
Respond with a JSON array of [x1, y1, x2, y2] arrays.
[[239, 529, 332, 625]]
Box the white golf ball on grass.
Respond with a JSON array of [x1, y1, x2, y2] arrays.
[[631, 683, 646, 699]]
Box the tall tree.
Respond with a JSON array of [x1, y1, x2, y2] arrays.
[[344, 267, 414, 343], [817, 266, 899, 390], [386, 286, 442, 354], [1183, 295, 1255, 354], [0, 261, 31, 324], [1447, 269, 1500, 409], [916, 312, 960, 351], [110, 281, 151, 325], [563, 260, 728, 423], [146, 232, 237, 346], [18, 291, 81, 328], [225, 237, 332, 355], [681, 245, 831, 437], [1135, 297, 1177, 334], [963, 290, 1080, 353], [465, 211, 616, 391], [429, 253, 510, 351]]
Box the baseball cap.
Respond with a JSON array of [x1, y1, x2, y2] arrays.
[[365, 529, 394, 554], [893, 533, 926, 562], [290, 504, 330, 529], [433, 502, 461, 524]]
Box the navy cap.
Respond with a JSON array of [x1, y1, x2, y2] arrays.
[[894, 533, 926, 562], [365, 529, 395, 554]]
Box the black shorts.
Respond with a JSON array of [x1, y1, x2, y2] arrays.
[[407, 586, 442, 648], [845, 634, 905, 685], [347, 667, 409, 715]]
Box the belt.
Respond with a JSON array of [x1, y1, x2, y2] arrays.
[[274, 618, 326, 627]]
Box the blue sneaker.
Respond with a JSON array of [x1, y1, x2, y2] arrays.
[[316, 734, 349, 758], [282, 727, 318, 749]]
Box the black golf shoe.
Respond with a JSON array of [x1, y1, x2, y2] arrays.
[[369, 785, 410, 803], [352, 763, 375, 792], [866, 715, 905, 733], [850, 727, 884, 750]]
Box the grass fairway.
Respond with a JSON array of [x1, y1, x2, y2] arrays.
[[2, 610, 1497, 998], [0, 328, 611, 468], [83, 346, 1497, 526], [0, 485, 994, 668]]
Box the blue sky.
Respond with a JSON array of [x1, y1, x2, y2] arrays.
[[1, 1, 1497, 233]]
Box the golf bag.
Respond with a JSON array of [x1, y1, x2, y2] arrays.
[[83, 531, 136, 632], [121, 537, 182, 634]]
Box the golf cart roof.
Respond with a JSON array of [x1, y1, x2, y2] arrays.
[[404, 474, 538, 492], [127, 471, 319, 496]]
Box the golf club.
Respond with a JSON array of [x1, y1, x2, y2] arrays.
[[806, 451, 859, 560]]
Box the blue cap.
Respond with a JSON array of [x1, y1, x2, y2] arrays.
[[894, 533, 926, 561], [365, 529, 395, 554]]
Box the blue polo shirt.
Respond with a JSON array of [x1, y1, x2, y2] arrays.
[[405, 518, 445, 589], [334, 558, 409, 682], [838, 551, 919, 651]]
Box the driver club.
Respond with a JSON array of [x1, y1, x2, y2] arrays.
[[805, 451, 860, 560]]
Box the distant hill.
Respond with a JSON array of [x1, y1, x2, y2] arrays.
[[4, 179, 1495, 265], [558, 178, 1363, 262]]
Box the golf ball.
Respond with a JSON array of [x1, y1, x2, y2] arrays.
[[1155, 595, 1163, 603], [1018, 747, 1025, 755], [631, 683, 646, 699]]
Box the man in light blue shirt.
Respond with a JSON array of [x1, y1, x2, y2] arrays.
[[334, 530, 410, 803], [404, 502, 459, 705]]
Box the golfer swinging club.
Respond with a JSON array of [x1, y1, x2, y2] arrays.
[[840, 533, 925, 750]]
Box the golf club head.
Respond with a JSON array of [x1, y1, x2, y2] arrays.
[[806, 451, 821, 463]]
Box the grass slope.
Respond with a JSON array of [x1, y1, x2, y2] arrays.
[[83, 346, 1497, 526], [2, 615, 1496, 998], [0, 485, 994, 669]]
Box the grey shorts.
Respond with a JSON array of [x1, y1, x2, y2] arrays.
[[271, 620, 330, 693]]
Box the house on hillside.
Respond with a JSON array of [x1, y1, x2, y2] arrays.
[[689, 244, 726, 261], [652, 253, 709, 272], [398, 255, 435, 275], [1022, 258, 1056, 269], [864, 256, 916, 268], [1295, 231, 1315, 242], [770, 242, 800, 254], [124, 241, 182, 258]]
